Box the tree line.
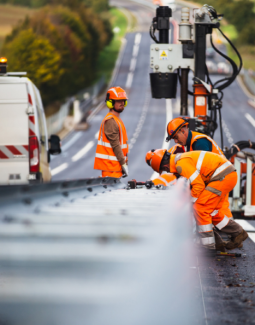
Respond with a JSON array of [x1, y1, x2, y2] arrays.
[[2, 0, 112, 105]]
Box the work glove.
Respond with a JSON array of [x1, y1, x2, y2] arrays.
[[121, 163, 128, 178]]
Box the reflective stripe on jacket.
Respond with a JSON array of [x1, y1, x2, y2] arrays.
[[94, 113, 128, 171], [190, 131, 225, 157], [169, 151, 235, 201]]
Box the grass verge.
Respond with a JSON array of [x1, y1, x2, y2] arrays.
[[96, 7, 129, 83]]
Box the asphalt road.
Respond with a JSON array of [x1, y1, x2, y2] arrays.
[[49, 1, 255, 323]]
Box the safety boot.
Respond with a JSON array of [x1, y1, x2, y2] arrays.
[[225, 230, 248, 250]]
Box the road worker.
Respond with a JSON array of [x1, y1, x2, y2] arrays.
[[146, 149, 248, 251], [146, 144, 185, 186], [94, 87, 128, 178], [166, 117, 233, 222]]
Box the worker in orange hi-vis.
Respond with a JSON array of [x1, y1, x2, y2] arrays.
[[94, 87, 128, 178], [166, 117, 233, 223], [145, 144, 185, 186], [145, 149, 248, 251]]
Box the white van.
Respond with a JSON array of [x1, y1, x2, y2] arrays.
[[0, 64, 61, 185]]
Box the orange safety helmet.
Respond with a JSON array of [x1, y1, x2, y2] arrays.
[[105, 87, 128, 109], [145, 149, 167, 174], [166, 117, 189, 142]]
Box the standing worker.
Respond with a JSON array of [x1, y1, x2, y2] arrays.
[[94, 87, 129, 178], [145, 149, 248, 251]]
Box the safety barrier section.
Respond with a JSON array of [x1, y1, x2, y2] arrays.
[[0, 177, 199, 325]]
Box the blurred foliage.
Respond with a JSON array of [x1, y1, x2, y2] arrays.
[[186, 0, 255, 45], [0, 0, 109, 11], [2, 3, 113, 104]]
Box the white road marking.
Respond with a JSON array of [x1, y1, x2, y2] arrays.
[[71, 141, 94, 162], [235, 219, 255, 243], [188, 106, 194, 117], [128, 90, 151, 152], [125, 72, 134, 89], [51, 163, 68, 176], [94, 131, 99, 139], [134, 33, 142, 45], [245, 113, 255, 128], [150, 99, 172, 180], [222, 119, 234, 146], [61, 132, 82, 151], [132, 44, 139, 57], [129, 57, 137, 72]]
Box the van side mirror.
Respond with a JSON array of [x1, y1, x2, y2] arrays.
[[49, 135, 61, 155]]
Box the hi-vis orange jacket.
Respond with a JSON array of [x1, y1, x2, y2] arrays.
[[190, 131, 224, 157], [94, 112, 128, 172], [169, 151, 235, 202]]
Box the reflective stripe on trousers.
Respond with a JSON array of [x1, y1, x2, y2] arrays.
[[201, 236, 215, 245], [197, 223, 213, 233], [215, 215, 229, 230]]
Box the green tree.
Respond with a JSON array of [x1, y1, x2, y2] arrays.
[[3, 28, 63, 104]]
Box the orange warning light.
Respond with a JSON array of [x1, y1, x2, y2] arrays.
[[0, 57, 7, 64]]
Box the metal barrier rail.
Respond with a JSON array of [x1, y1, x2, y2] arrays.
[[0, 177, 123, 206]]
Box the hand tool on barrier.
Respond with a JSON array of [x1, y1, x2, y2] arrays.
[[127, 179, 154, 189], [216, 252, 241, 258]]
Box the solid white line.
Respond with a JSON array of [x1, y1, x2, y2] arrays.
[[51, 163, 68, 176], [94, 131, 99, 139], [125, 72, 134, 88], [71, 141, 94, 162], [235, 219, 255, 243], [245, 113, 255, 128], [188, 106, 194, 118], [150, 99, 172, 180], [134, 33, 142, 45], [61, 132, 82, 151], [129, 57, 137, 72]]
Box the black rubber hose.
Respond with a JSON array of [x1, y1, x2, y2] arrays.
[[225, 141, 255, 159]]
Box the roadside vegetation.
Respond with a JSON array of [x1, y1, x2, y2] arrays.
[[0, 0, 130, 115], [185, 0, 255, 71]]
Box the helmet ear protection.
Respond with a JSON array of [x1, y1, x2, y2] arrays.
[[105, 93, 127, 109]]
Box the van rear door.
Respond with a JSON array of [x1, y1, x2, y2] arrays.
[[0, 81, 29, 184]]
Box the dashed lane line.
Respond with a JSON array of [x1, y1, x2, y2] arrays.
[[126, 72, 134, 89], [150, 99, 172, 180], [61, 132, 83, 152], [245, 113, 255, 128], [71, 141, 95, 162], [51, 163, 68, 176]]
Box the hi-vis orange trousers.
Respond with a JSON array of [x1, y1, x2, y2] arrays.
[[102, 171, 122, 178], [193, 171, 238, 233]]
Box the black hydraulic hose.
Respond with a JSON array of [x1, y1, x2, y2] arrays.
[[150, 24, 159, 43], [218, 107, 224, 149], [210, 35, 238, 90], [225, 141, 255, 159], [218, 28, 242, 74]]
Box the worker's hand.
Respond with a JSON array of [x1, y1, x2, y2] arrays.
[[121, 164, 129, 178]]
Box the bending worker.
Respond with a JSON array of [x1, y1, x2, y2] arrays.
[[146, 149, 248, 251], [94, 87, 128, 178], [146, 144, 184, 186], [166, 117, 232, 222]]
